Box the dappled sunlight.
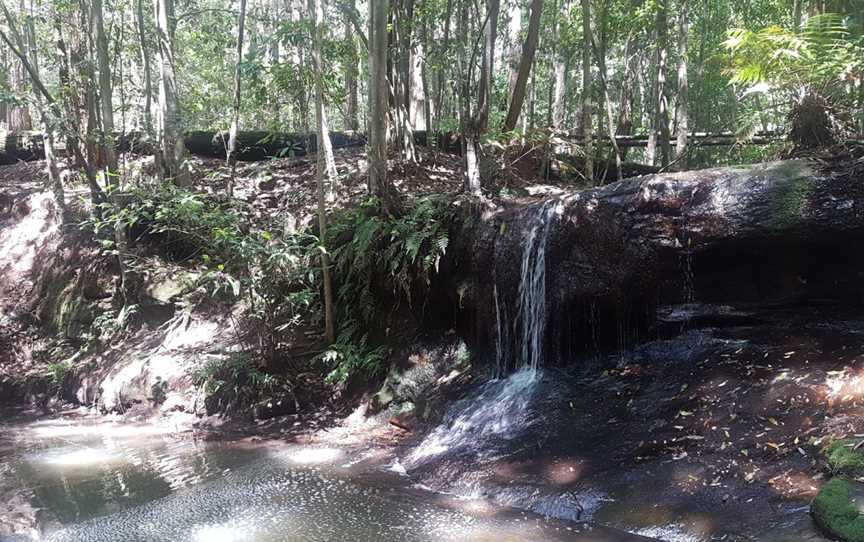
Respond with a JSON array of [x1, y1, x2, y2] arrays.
[[0, 192, 58, 299], [822, 367, 864, 403]]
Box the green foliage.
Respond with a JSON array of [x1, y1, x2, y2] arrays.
[[329, 195, 451, 334], [827, 440, 864, 478], [811, 478, 864, 542], [319, 339, 388, 385], [85, 185, 319, 364], [318, 196, 452, 384], [46, 360, 72, 387], [725, 14, 863, 101], [193, 353, 291, 414]]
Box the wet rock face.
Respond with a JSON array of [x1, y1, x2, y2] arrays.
[[441, 160, 864, 366]]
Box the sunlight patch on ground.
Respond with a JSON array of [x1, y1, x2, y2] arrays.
[[823, 368, 864, 402], [0, 192, 58, 295]]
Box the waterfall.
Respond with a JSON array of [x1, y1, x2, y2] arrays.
[[407, 200, 561, 465], [515, 200, 559, 372]]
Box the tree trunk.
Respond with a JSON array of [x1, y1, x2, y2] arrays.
[[154, 0, 188, 184], [581, 0, 593, 183], [135, 0, 155, 143], [344, 0, 359, 131], [227, 0, 247, 198], [551, 15, 567, 130], [502, 0, 543, 132], [93, 0, 118, 175], [647, 1, 670, 167], [793, 0, 803, 30], [310, 0, 335, 344], [674, 0, 689, 168], [368, 0, 398, 214], [0, 1, 65, 218], [506, 0, 522, 98]]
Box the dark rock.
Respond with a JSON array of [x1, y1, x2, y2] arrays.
[[437, 160, 864, 368]]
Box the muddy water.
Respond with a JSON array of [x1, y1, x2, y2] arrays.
[[0, 412, 648, 542]]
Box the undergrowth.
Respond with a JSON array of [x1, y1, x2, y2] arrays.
[[83, 187, 454, 390]]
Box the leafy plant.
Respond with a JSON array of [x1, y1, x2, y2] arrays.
[[329, 195, 451, 330], [193, 353, 292, 414], [319, 337, 389, 386]]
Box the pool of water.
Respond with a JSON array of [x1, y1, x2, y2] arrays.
[[0, 410, 648, 542]]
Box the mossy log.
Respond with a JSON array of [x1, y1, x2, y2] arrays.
[[439, 160, 864, 369]]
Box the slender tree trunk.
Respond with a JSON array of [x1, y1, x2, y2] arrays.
[[310, 0, 335, 344], [793, 0, 803, 30], [5, 3, 31, 131], [675, 0, 689, 168], [503, 0, 543, 132], [135, 0, 155, 144], [227, 0, 247, 198], [647, 1, 670, 167], [0, 1, 66, 218], [93, 0, 117, 175], [154, 0, 187, 184], [434, 0, 454, 140], [476, 0, 500, 132], [551, 10, 567, 130], [581, 0, 593, 183], [506, 0, 522, 98], [344, 0, 359, 131]]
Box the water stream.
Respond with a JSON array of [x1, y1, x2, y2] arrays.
[[0, 411, 637, 542]]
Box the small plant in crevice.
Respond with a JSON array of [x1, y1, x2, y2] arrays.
[[46, 359, 73, 388]]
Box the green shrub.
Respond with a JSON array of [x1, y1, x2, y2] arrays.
[[193, 354, 293, 414], [812, 478, 864, 542], [85, 186, 320, 365], [319, 338, 388, 386], [328, 195, 451, 335]]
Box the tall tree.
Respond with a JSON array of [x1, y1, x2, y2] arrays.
[[154, 0, 188, 184], [647, 0, 671, 167], [343, 0, 359, 131], [0, 0, 65, 219], [226, 0, 247, 197], [309, 0, 335, 344], [581, 0, 593, 182], [368, 0, 398, 213], [93, 0, 117, 176], [550, 0, 568, 130], [135, 0, 154, 141], [502, 0, 543, 132], [675, 0, 689, 167]]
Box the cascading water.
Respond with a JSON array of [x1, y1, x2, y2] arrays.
[[516, 200, 559, 372], [408, 200, 560, 466]]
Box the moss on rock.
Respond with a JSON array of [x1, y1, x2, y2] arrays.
[[812, 478, 864, 542], [828, 440, 864, 477]]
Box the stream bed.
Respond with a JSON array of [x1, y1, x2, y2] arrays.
[[0, 411, 649, 542]]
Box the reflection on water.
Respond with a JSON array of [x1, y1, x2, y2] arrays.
[[0, 412, 632, 542], [2, 414, 267, 527]]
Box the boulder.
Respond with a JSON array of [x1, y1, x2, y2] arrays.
[[812, 478, 864, 542], [441, 160, 864, 368]]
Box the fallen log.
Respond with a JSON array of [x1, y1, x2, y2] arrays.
[[0, 130, 369, 164], [439, 159, 864, 369]]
